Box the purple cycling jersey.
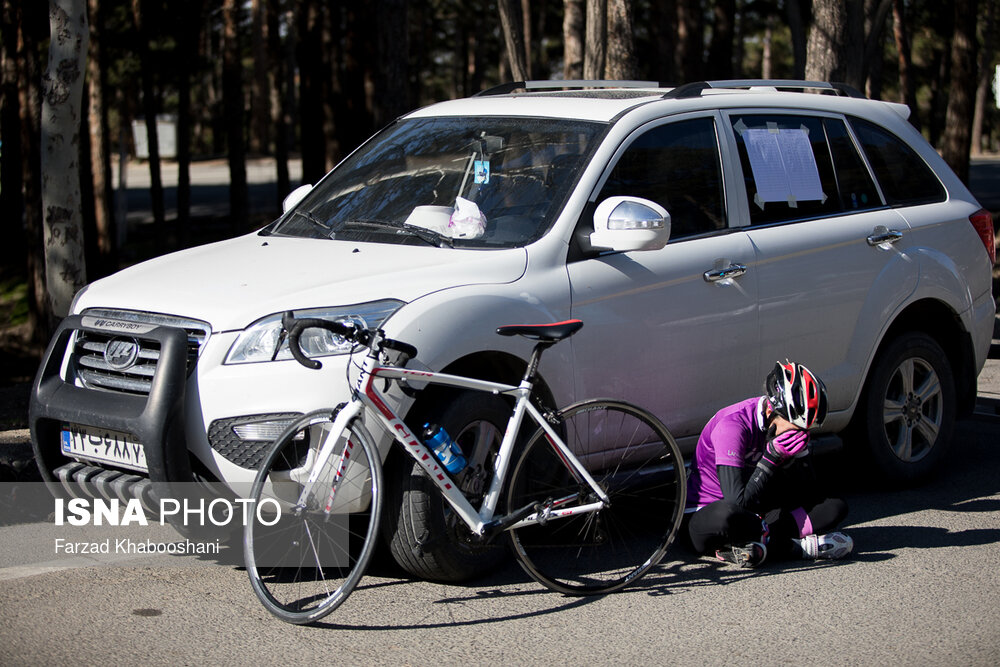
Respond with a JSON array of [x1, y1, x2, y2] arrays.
[[686, 397, 768, 509]]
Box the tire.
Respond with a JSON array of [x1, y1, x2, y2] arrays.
[[507, 399, 686, 595], [383, 391, 510, 582], [245, 410, 382, 624], [860, 332, 956, 486]]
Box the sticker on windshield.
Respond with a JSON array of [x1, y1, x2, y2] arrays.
[[474, 160, 491, 184]]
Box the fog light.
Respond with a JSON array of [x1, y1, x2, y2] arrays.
[[232, 419, 298, 442]]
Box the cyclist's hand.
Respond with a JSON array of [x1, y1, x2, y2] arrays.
[[762, 425, 809, 468]]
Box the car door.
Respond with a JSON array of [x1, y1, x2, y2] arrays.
[[567, 114, 760, 441], [721, 110, 918, 414]]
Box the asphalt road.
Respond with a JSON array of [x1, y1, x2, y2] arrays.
[[1, 352, 998, 665]]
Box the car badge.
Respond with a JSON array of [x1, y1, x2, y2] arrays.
[[104, 337, 140, 371]]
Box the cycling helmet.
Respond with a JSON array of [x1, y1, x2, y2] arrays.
[[764, 360, 828, 430]]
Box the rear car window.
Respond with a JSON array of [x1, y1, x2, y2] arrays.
[[848, 117, 947, 207], [730, 114, 880, 226]]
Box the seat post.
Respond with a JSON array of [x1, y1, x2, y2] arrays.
[[521, 341, 555, 384]]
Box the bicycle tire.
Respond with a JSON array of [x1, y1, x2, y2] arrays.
[[507, 399, 686, 595], [244, 409, 383, 624]]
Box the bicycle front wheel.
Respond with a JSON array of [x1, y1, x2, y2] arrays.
[[244, 410, 382, 624], [507, 399, 686, 595]]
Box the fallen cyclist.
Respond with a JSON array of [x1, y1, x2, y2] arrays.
[[683, 361, 853, 567]]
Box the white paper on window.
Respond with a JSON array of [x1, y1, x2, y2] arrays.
[[741, 127, 825, 208]]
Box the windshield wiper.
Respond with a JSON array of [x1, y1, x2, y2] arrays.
[[343, 219, 454, 248], [291, 210, 336, 238]]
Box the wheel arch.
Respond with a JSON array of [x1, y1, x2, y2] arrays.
[[863, 298, 978, 419], [383, 350, 556, 469]]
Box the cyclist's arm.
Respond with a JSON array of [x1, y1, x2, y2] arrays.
[[718, 463, 773, 510]]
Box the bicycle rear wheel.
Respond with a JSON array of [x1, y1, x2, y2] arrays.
[[507, 399, 685, 595], [244, 410, 382, 624]]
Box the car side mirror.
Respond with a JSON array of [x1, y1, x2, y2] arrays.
[[282, 184, 314, 213], [590, 196, 671, 252]]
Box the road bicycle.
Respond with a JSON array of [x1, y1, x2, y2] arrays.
[[244, 313, 686, 624]]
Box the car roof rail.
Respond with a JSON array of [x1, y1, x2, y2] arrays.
[[475, 80, 666, 96], [663, 79, 867, 99]]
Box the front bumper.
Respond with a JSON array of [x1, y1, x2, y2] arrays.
[[29, 315, 193, 505]]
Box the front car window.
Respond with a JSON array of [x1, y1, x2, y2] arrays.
[[597, 117, 726, 240], [266, 116, 605, 248]]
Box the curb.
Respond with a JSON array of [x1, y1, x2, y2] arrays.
[[0, 429, 39, 483]]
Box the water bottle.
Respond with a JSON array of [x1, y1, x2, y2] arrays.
[[422, 423, 466, 474]]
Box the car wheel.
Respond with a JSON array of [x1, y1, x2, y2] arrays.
[[860, 331, 956, 485], [382, 391, 510, 581]]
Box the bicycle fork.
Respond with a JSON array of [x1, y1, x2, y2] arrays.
[[292, 400, 365, 516]]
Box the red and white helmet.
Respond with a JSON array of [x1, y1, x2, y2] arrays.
[[764, 360, 828, 430]]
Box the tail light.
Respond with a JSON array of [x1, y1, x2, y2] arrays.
[[969, 208, 996, 266]]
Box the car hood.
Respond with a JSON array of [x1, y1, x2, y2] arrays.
[[74, 233, 528, 331]]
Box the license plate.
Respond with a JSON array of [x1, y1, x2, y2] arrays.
[[60, 425, 148, 473]]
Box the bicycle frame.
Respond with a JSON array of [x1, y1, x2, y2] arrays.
[[295, 341, 610, 538]]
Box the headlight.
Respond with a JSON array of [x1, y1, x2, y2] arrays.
[[224, 300, 404, 365]]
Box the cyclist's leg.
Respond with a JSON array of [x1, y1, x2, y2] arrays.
[[507, 399, 686, 595], [688, 500, 766, 554], [244, 410, 382, 624]]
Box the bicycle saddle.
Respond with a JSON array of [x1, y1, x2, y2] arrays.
[[496, 319, 583, 341]]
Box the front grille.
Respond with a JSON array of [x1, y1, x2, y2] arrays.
[[67, 309, 211, 396]]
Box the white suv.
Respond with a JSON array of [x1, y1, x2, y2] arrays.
[[30, 80, 996, 581]]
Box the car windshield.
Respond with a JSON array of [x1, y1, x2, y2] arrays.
[[265, 116, 606, 248]]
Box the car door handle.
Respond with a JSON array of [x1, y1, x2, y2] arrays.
[[703, 263, 748, 282], [866, 226, 904, 247]]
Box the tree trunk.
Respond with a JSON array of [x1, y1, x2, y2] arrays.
[[891, 0, 916, 116], [584, 0, 606, 79], [176, 0, 202, 246], [41, 0, 89, 319], [269, 0, 291, 201], [499, 0, 529, 81], [707, 0, 735, 80], [675, 0, 702, 81], [605, 0, 636, 79], [132, 0, 166, 246], [521, 0, 532, 78], [761, 15, 774, 78], [374, 0, 409, 128], [843, 0, 865, 89], [86, 0, 115, 278], [222, 0, 248, 232], [334, 4, 373, 163], [941, 0, 979, 184], [563, 0, 584, 80], [297, 0, 326, 185], [806, 0, 848, 81], [0, 0, 24, 274], [649, 0, 676, 82], [250, 0, 269, 156], [863, 0, 893, 96], [971, 0, 996, 155], [785, 0, 807, 79], [18, 0, 49, 342]]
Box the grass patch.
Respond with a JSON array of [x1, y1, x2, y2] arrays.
[[0, 277, 28, 328]]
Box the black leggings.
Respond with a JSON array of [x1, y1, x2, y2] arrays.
[[687, 496, 848, 559]]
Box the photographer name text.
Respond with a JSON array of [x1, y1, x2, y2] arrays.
[[54, 538, 222, 555]]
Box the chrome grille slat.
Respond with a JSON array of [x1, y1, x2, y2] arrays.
[[68, 309, 211, 396], [78, 368, 154, 393], [76, 353, 157, 377]]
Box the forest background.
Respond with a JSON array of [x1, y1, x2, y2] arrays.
[[1, 0, 998, 373]]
